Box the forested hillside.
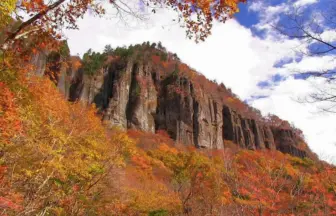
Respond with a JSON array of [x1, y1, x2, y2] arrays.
[[0, 42, 336, 215]]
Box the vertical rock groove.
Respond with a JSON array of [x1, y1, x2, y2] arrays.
[[193, 100, 200, 148], [126, 63, 139, 128]]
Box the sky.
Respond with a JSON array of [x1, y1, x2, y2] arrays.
[[64, 0, 336, 163]]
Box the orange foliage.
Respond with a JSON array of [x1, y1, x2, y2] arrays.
[[0, 82, 22, 143], [1, 30, 335, 216]]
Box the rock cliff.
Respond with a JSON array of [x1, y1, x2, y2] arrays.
[[33, 44, 313, 158]]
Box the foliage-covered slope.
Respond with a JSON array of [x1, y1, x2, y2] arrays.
[[0, 58, 336, 215]]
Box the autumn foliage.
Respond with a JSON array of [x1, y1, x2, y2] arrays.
[[0, 49, 335, 215], [1, 1, 335, 212], [1, 0, 245, 47], [120, 131, 336, 215]]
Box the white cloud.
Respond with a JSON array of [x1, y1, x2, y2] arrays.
[[249, 1, 290, 31], [282, 55, 336, 73], [249, 1, 263, 12], [320, 30, 336, 43], [294, 0, 318, 7]]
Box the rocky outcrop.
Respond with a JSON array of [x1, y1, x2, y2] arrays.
[[126, 62, 157, 132], [31, 50, 49, 77], [222, 105, 277, 151], [32, 49, 312, 158], [156, 76, 195, 146], [100, 61, 133, 129], [272, 128, 307, 158], [196, 97, 224, 149]]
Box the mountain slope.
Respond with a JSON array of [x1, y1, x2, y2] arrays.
[[41, 43, 314, 159], [0, 42, 335, 215]]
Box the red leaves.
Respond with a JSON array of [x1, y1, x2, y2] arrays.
[[131, 155, 151, 170], [72, 184, 80, 192], [0, 197, 22, 211], [128, 130, 175, 150], [151, 55, 161, 64], [0, 82, 22, 143]]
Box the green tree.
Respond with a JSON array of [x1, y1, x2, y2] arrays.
[[82, 49, 107, 76], [104, 45, 114, 55]]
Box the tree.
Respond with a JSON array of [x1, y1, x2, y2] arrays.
[[1, 0, 246, 48], [274, 0, 336, 112], [151, 42, 157, 48], [158, 41, 164, 50], [82, 49, 107, 75], [104, 44, 114, 55], [0, 0, 16, 29]]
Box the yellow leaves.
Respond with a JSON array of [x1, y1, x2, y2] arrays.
[[124, 187, 181, 215], [284, 163, 298, 178], [225, 0, 241, 14], [110, 130, 137, 167], [235, 197, 260, 206], [0, 66, 134, 213], [0, 0, 16, 28], [23, 169, 33, 177], [290, 156, 315, 169]]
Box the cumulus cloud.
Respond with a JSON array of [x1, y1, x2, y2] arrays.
[[294, 0, 319, 7], [320, 30, 336, 43], [282, 55, 336, 73]]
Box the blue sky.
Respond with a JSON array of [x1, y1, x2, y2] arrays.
[[233, 0, 336, 162], [234, 0, 335, 103], [235, 2, 259, 28]]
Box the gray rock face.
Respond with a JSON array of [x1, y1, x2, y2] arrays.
[[261, 126, 276, 150], [223, 105, 246, 148], [30, 50, 49, 77], [197, 97, 224, 149], [101, 61, 133, 129], [126, 62, 157, 133], [156, 76, 196, 146], [222, 105, 277, 151], [32, 51, 311, 158], [272, 128, 307, 158]]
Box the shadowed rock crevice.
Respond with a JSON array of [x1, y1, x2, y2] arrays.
[[93, 66, 116, 111], [126, 63, 140, 128], [193, 100, 200, 148], [223, 105, 235, 141]]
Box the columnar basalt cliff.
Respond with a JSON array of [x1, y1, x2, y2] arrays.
[[34, 44, 313, 158]]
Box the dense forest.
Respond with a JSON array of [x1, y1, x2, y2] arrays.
[[0, 41, 335, 215]]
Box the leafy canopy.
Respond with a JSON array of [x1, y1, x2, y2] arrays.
[[0, 0, 16, 28], [1, 0, 246, 46]]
